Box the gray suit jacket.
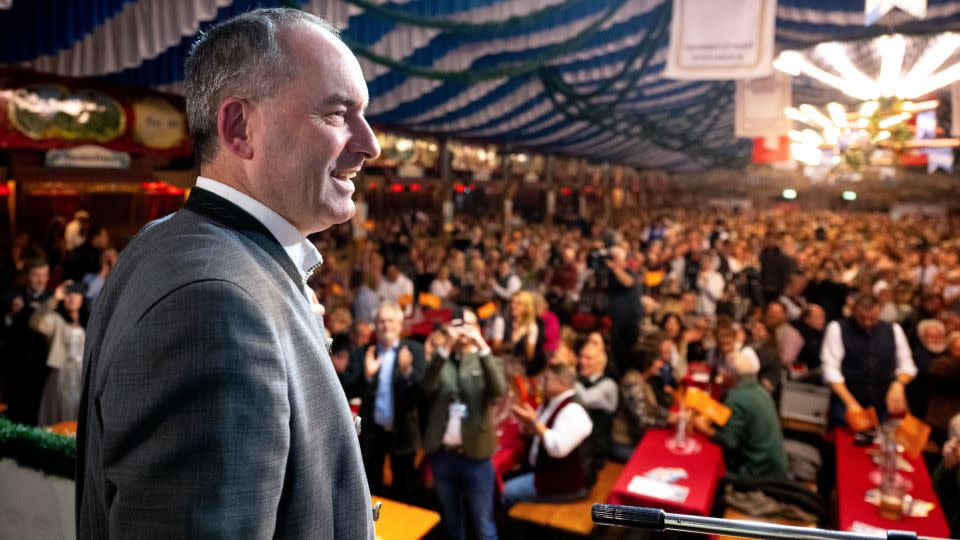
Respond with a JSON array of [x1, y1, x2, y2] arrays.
[[76, 188, 374, 539]]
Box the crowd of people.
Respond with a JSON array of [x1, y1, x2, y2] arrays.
[[3, 203, 960, 538]]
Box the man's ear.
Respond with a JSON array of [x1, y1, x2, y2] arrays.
[[217, 97, 254, 160]]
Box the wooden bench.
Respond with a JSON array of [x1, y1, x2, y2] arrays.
[[714, 508, 816, 540], [372, 496, 440, 540], [507, 462, 624, 535]]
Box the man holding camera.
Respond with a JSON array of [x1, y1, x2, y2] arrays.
[[423, 309, 506, 540], [605, 245, 642, 375]]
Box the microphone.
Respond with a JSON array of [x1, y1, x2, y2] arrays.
[[591, 504, 943, 540]]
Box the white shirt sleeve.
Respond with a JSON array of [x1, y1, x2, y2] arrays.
[[492, 275, 522, 300], [892, 323, 917, 378], [540, 402, 594, 459], [821, 321, 846, 384], [707, 273, 725, 301], [429, 279, 447, 299], [488, 316, 505, 342], [575, 379, 619, 413]]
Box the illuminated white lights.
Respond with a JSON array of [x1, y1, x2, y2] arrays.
[[876, 34, 906, 98], [799, 104, 834, 129], [775, 32, 960, 101], [827, 102, 849, 128], [785, 107, 811, 124], [878, 112, 911, 129], [859, 101, 880, 117]]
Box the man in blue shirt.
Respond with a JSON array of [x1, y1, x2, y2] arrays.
[[358, 301, 426, 501]]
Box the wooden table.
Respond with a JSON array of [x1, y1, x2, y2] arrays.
[[372, 497, 440, 540], [607, 428, 724, 516], [834, 429, 950, 537]]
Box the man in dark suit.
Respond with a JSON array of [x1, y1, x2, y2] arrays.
[[358, 301, 426, 502], [76, 8, 381, 539], [2, 258, 52, 425]]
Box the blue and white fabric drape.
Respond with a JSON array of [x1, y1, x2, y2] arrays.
[[2, 0, 959, 170]]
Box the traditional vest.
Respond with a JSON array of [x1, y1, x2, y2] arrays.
[[839, 318, 897, 417], [534, 393, 587, 496]]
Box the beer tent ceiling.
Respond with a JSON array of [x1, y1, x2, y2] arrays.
[[2, 0, 959, 171]]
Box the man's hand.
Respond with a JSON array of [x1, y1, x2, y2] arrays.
[[885, 381, 907, 416], [364, 345, 380, 379], [943, 438, 960, 470], [511, 402, 537, 425], [397, 345, 413, 377], [9, 295, 24, 316], [53, 280, 73, 303], [691, 413, 715, 436], [846, 400, 864, 415], [462, 325, 490, 351]]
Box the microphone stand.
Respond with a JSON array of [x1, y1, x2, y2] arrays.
[[592, 504, 950, 540]]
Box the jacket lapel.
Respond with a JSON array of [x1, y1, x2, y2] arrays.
[[183, 187, 305, 298]]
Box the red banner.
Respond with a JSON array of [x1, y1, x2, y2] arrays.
[[0, 68, 192, 157], [752, 136, 789, 163]]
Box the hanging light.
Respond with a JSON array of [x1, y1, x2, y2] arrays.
[[799, 104, 834, 129], [801, 128, 825, 146], [784, 107, 811, 123], [902, 100, 939, 112], [827, 102, 848, 128], [878, 112, 911, 129], [896, 33, 960, 98], [775, 32, 960, 101], [876, 34, 906, 98], [859, 101, 880, 117]]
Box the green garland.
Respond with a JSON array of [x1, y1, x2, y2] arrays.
[[0, 417, 76, 480], [341, 0, 629, 83]]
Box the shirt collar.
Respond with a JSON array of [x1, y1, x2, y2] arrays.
[[545, 388, 577, 410], [196, 177, 322, 280], [378, 339, 400, 352]]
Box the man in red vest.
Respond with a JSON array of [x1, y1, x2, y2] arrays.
[[504, 363, 593, 506]]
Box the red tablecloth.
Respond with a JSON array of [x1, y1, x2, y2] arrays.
[[607, 428, 725, 516], [834, 429, 950, 537]]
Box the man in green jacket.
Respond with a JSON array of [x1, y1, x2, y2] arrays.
[[693, 350, 788, 480], [423, 308, 506, 540]]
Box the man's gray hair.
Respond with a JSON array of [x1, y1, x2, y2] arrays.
[[376, 301, 405, 322], [184, 8, 340, 165], [917, 318, 946, 339]]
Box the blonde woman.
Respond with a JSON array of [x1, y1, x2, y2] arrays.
[[506, 291, 546, 376]]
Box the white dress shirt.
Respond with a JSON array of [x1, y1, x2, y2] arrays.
[[528, 389, 593, 466], [377, 274, 414, 314], [196, 177, 322, 300], [821, 320, 917, 384]]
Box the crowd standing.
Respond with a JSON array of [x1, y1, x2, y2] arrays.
[[3, 205, 960, 538]]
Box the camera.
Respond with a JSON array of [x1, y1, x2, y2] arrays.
[[587, 248, 610, 273]]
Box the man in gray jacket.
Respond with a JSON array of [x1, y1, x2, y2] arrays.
[[76, 8, 381, 539]]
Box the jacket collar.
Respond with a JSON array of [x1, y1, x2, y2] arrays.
[[183, 187, 304, 297]]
